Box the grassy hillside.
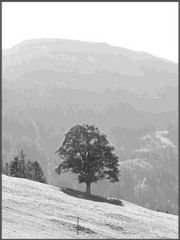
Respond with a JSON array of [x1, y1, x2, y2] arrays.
[[2, 174, 178, 239]]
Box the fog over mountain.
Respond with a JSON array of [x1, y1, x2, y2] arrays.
[[2, 39, 178, 214]]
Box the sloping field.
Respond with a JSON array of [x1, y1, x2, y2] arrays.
[[2, 174, 178, 239]]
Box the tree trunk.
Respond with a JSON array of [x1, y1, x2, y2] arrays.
[[86, 182, 91, 195]]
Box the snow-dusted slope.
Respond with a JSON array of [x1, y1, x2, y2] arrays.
[[2, 174, 178, 239]]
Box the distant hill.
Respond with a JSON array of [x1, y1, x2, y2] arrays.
[[2, 175, 178, 239], [3, 39, 178, 113], [2, 39, 178, 215]]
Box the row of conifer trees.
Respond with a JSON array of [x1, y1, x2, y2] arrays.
[[2, 150, 46, 183]]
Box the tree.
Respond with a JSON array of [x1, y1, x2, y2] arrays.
[[18, 149, 27, 178], [31, 161, 46, 183], [26, 160, 34, 179], [55, 124, 119, 194], [9, 150, 27, 178], [9, 156, 21, 177]]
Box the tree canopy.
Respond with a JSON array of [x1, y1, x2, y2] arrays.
[[55, 124, 119, 194]]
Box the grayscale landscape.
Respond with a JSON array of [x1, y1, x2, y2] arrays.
[[2, 38, 178, 238]]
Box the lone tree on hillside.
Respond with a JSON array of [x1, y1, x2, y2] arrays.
[[55, 124, 119, 194]]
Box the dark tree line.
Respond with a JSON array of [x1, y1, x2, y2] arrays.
[[2, 150, 46, 184]]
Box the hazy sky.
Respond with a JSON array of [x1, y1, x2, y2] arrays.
[[2, 2, 178, 62]]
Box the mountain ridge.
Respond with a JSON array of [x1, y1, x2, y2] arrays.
[[3, 38, 178, 64], [3, 38, 177, 113]]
